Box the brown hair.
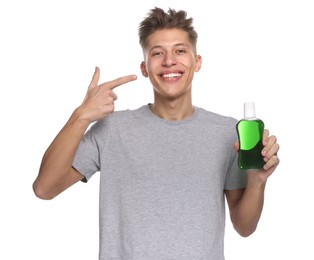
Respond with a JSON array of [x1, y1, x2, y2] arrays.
[[138, 7, 198, 53]]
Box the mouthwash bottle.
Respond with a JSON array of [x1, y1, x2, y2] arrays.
[[236, 102, 265, 170]]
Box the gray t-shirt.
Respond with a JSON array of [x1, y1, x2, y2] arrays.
[[73, 104, 247, 260]]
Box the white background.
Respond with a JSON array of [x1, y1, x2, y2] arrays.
[[1, 0, 313, 259]]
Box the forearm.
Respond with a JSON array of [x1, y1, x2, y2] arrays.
[[33, 108, 90, 199], [230, 128, 279, 237], [231, 180, 266, 237]]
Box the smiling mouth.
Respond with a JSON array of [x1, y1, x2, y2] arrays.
[[160, 72, 183, 78]]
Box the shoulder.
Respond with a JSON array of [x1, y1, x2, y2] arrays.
[[89, 105, 147, 133], [196, 107, 238, 127], [194, 107, 239, 143]]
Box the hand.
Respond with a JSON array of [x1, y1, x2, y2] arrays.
[[77, 67, 137, 123], [259, 129, 280, 175], [234, 129, 280, 182]]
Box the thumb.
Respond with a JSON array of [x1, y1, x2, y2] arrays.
[[234, 141, 239, 152], [88, 66, 100, 90]]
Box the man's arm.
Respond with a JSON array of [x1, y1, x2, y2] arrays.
[[225, 129, 280, 237], [33, 67, 137, 200], [33, 112, 89, 200]]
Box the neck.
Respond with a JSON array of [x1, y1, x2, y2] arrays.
[[149, 95, 194, 121]]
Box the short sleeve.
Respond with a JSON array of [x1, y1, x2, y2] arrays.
[[224, 153, 247, 190], [72, 129, 100, 182]]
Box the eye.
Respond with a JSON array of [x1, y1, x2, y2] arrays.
[[151, 51, 163, 57], [176, 49, 187, 54]]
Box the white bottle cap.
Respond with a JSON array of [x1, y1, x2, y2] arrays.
[[244, 102, 256, 119]]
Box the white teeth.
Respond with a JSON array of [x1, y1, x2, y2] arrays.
[[162, 73, 181, 78]]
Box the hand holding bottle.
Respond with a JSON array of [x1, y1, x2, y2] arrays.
[[235, 102, 280, 183], [234, 129, 279, 184]]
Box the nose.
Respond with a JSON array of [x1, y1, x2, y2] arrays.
[[162, 52, 177, 67]]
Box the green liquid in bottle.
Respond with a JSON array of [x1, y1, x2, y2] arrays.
[[236, 120, 265, 169], [236, 102, 265, 170]]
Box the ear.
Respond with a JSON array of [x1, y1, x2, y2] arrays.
[[194, 55, 202, 72], [140, 61, 149, 77]]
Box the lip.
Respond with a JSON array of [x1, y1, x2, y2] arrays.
[[159, 70, 184, 79]]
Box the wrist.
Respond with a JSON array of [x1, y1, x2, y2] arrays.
[[246, 172, 267, 189], [70, 107, 92, 129]]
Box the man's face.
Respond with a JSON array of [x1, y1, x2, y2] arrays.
[[141, 28, 202, 101]]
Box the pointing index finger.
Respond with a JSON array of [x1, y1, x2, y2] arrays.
[[101, 75, 138, 90]]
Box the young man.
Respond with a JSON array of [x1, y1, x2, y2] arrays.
[[33, 7, 280, 260]]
